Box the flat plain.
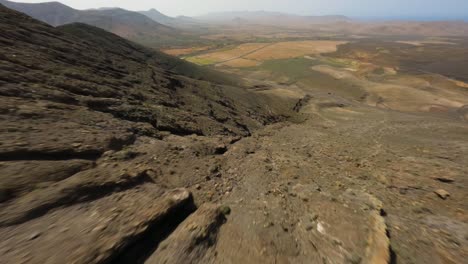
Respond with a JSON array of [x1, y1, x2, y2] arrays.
[[185, 41, 347, 67]]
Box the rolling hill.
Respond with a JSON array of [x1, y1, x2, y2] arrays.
[[0, 0, 183, 47], [139, 8, 176, 26], [316, 20, 468, 37], [196, 11, 351, 27], [196, 10, 468, 36], [139, 8, 207, 30]]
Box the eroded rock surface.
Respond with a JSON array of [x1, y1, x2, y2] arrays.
[[145, 204, 226, 264]]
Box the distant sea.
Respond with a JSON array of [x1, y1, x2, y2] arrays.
[[354, 16, 468, 22]]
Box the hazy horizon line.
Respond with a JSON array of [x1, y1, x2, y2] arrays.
[[80, 6, 468, 22], [3, 0, 468, 22]]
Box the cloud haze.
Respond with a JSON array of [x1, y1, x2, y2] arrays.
[[12, 0, 468, 19]]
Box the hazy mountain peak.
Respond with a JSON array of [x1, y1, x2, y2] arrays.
[[1, 0, 179, 47], [93, 7, 121, 11], [196, 10, 352, 26], [148, 8, 161, 12], [139, 7, 176, 25]]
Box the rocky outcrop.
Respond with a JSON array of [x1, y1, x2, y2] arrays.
[[145, 204, 227, 264], [0, 187, 194, 263]]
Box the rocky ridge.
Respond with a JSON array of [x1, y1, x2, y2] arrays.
[[0, 4, 294, 263]]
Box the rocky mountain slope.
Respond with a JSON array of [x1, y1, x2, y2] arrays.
[[0, 0, 183, 47], [0, 4, 295, 263], [139, 8, 204, 29]]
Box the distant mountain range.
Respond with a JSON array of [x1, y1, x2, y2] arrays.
[[2, 0, 468, 45], [138, 8, 206, 29], [0, 0, 181, 47], [195, 11, 352, 26], [328, 20, 468, 37], [139, 8, 176, 25], [195, 10, 468, 36]]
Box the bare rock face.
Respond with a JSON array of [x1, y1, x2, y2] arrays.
[[0, 159, 94, 202], [0, 187, 193, 263], [145, 204, 226, 264], [434, 189, 450, 200]]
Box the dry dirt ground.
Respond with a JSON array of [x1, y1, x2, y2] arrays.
[[186, 41, 346, 67], [198, 84, 468, 264], [4, 86, 465, 264], [194, 42, 468, 263]]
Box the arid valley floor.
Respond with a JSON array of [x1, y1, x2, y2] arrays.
[[165, 32, 468, 264]]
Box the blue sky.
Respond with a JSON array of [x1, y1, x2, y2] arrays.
[[14, 0, 468, 19]]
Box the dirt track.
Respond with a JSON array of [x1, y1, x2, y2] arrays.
[[215, 43, 275, 65]]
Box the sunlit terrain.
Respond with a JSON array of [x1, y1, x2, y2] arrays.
[[1, 0, 467, 263]]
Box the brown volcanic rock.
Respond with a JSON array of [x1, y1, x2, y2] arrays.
[[145, 204, 226, 264], [0, 4, 294, 264], [0, 187, 193, 264], [0, 159, 94, 202]]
